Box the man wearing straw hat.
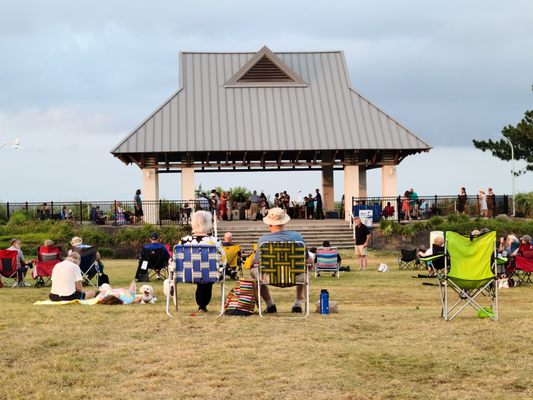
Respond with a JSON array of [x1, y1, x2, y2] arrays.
[[253, 207, 310, 313]]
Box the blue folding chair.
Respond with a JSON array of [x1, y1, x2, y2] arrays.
[[166, 244, 225, 317]]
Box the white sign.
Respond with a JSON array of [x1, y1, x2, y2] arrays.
[[359, 209, 373, 226]]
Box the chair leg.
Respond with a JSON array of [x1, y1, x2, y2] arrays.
[[257, 274, 263, 318], [217, 279, 225, 317]]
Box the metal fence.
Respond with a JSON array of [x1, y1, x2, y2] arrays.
[[352, 195, 511, 223], [0, 200, 215, 226]]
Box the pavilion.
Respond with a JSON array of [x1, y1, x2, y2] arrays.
[[112, 46, 430, 221]]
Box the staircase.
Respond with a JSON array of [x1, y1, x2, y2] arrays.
[[215, 219, 354, 252]]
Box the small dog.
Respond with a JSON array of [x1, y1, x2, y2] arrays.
[[139, 284, 157, 304]]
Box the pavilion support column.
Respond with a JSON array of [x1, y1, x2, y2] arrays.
[[181, 168, 195, 202], [358, 168, 367, 198], [142, 168, 159, 224], [321, 165, 334, 217], [381, 165, 397, 198], [343, 165, 360, 221]]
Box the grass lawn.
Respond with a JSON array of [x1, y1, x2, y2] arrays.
[[1, 250, 532, 400]]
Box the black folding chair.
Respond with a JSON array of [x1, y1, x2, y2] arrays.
[[398, 248, 420, 270]]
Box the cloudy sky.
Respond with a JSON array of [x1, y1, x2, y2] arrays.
[[1, 0, 531, 202]]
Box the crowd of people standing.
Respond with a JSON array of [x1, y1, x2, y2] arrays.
[[197, 188, 327, 221]]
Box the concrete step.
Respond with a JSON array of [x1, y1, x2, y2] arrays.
[[215, 219, 354, 252]]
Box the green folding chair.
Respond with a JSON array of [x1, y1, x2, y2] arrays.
[[439, 231, 498, 321]]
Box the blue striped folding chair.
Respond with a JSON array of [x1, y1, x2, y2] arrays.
[[166, 244, 225, 317], [315, 247, 340, 278], [257, 241, 309, 318]]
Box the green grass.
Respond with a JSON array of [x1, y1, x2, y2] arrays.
[[1, 251, 532, 399]]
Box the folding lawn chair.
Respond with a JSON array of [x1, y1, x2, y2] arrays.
[[418, 244, 446, 277], [136, 245, 170, 281], [439, 231, 498, 321], [257, 241, 310, 318], [514, 244, 533, 285], [398, 248, 420, 270], [315, 247, 340, 278], [0, 249, 21, 288], [73, 246, 101, 288], [222, 244, 242, 279], [33, 246, 62, 287], [166, 244, 225, 317]]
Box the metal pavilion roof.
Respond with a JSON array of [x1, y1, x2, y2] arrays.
[[112, 46, 430, 171]]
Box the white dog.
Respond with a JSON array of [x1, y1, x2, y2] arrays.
[[139, 284, 157, 304]]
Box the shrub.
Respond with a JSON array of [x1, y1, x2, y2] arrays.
[[515, 192, 533, 218], [7, 210, 32, 226], [229, 186, 251, 202]]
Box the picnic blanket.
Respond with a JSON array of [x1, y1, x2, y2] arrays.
[[34, 281, 138, 305], [34, 298, 99, 306]]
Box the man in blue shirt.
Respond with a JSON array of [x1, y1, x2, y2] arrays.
[[254, 207, 311, 313], [135, 232, 170, 281]]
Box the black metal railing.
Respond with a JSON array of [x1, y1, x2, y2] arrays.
[[351, 195, 510, 222], [0, 200, 217, 226]]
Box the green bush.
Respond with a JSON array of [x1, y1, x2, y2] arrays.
[[229, 186, 251, 202], [515, 192, 533, 218]]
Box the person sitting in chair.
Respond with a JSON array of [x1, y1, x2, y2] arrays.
[[135, 232, 170, 282], [50, 252, 95, 301], [221, 232, 241, 280], [69, 236, 104, 282], [7, 238, 32, 287], [418, 236, 445, 277], [179, 211, 226, 313], [253, 207, 313, 313], [316, 240, 342, 277], [382, 202, 395, 220]]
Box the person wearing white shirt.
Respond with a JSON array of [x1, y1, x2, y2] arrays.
[[50, 252, 95, 301]]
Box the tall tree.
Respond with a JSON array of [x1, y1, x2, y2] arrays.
[[473, 88, 533, 175]]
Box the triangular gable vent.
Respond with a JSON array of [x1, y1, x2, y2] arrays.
[[225, 46, 307, 87], [239, 56, 293, 82]]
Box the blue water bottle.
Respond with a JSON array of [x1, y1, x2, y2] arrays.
[[320, 289, 329, 315]]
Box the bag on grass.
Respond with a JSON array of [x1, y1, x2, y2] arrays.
[[224, 278, 257, 316], [497, 278, 509, 289], [377, 263, 389, 273]]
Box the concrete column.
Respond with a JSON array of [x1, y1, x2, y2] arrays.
[[142, 168, 159, 224], [381, 165, 397, 198], [358, 168, 367, 198], [321, 165, 334, 216], [343, 165, 359, 221], [181, 168, 195, 201]]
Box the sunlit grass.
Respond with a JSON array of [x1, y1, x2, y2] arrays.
[[1, 250, 532, 399]]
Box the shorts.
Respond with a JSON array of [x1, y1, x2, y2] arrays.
[[135, 209, 144, 217], [355, 245, 367, 257], [49, 291, 86, 301]]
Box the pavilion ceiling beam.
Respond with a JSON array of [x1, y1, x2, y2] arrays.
[[394, 151, 400, 164]]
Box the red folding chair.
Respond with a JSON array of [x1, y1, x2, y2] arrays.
[[33, 246, 62, 287], [0, 249, 21, 288], [515, 244, 533, 285]]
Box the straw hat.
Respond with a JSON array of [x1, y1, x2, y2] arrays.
[[263, 207, 290, 226], [70, 236, 83, 247]]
